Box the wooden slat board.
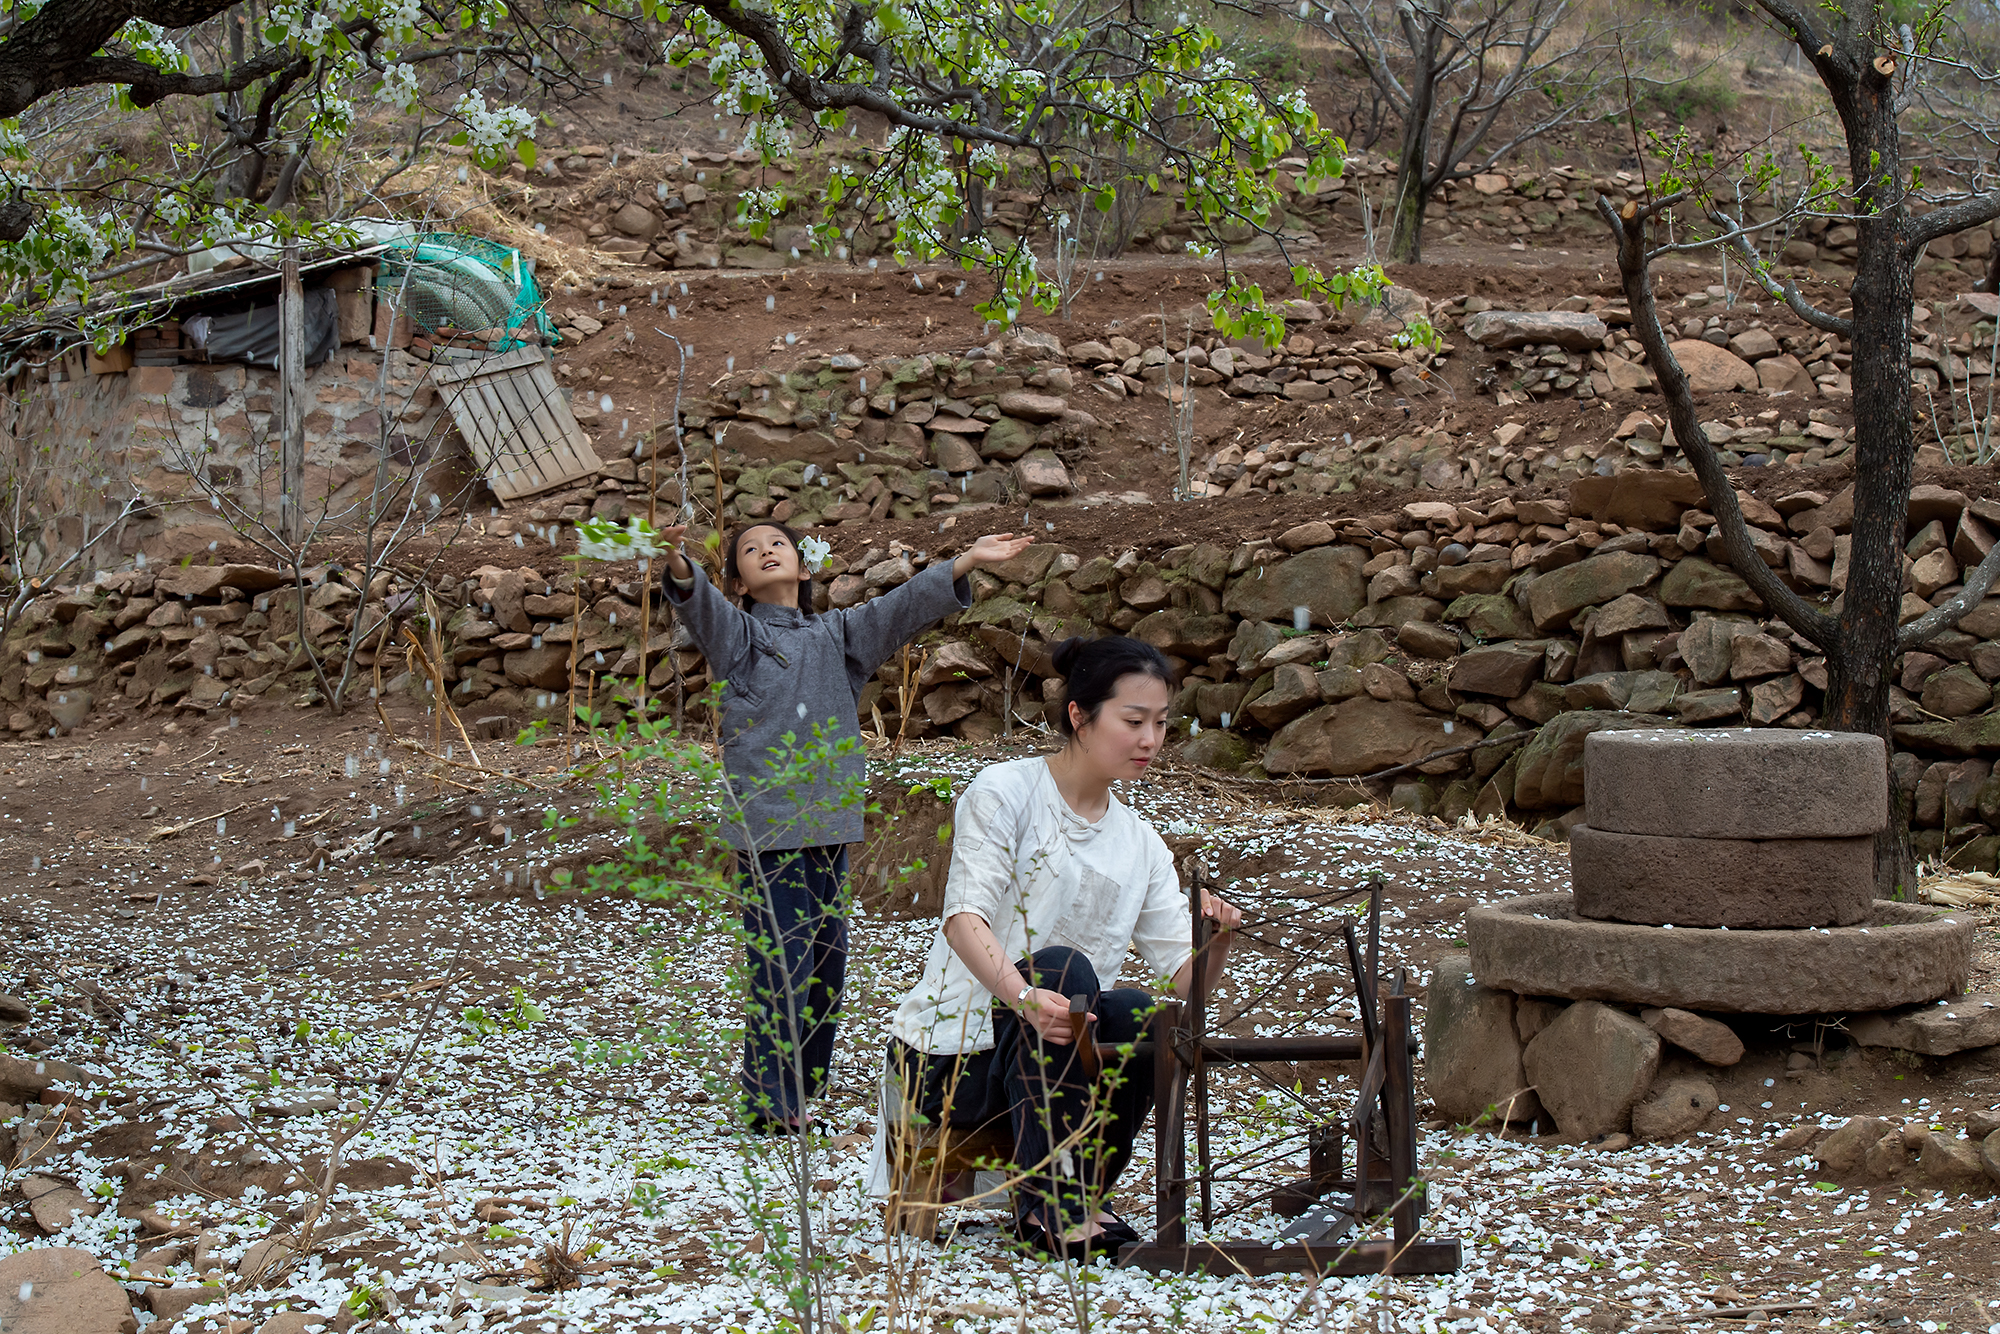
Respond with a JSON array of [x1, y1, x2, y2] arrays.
[[432, 346, 602, 501]]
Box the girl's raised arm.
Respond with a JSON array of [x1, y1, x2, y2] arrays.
[[836, 561, 972, 689], [660, 544, 756, 682], [836, 534, 1033, 688]]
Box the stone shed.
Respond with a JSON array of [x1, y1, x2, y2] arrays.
[[0, 248, 466, 577]]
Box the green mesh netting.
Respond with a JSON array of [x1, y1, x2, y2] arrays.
[[374, 233, 559, 350]]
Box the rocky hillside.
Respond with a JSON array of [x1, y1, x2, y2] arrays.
[[510, 267, 2000, 537]]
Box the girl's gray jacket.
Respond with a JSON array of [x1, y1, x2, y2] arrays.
[[664, 560, 972, 852]]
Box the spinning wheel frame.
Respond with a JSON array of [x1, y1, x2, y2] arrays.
[[1118, 875, 1463, 1276]]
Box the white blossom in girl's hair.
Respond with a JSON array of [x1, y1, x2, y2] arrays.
[[799, 536, 832, 573]]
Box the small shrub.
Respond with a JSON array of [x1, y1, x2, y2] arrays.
[[1643, 70, 1741, 121]]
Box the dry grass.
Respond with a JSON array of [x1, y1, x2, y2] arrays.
[[1923, 869, 2000, 907], [367, 156, 608, 290]]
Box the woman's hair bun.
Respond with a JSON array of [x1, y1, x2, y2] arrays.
[[1049, 635, 1086, 678]]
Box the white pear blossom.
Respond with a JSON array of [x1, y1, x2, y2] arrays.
[[577, 515, 667, 562], [377, 63, 420, 112], [451, 91, 535, 155]]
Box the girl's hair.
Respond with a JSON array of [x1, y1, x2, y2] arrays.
[[1049, 635, 1176, 736], [724, 521, 816, 614]]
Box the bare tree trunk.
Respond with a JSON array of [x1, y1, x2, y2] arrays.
[[214, 6, 266, 203], [1387, 147, 1427, 264], [267, 144, 308, 211], [1823, 67, 1919, 898], [962, 170, 985, 243], [1603, 48, 1920, 901], [1386, 61, 1435, 264], [217, 147, 269, 203]]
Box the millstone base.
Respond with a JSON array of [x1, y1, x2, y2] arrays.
[[1466, 893, 1972, 1014]]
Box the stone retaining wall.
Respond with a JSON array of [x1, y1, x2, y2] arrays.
[[16, 466, 2000, 866], [495, 141, 2000, 289], [546, 288, 2000, 534]]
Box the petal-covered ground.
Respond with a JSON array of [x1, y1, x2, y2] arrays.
[[2, 723, 1998, 1333]]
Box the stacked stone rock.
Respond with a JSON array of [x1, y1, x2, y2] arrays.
[[1471, 727, 1970, 1020], [1568, 728, 1886, 930], [1433, 728, 1982, 1148], [527, 142, 1998, 434], [515, 145, 1622, 278], [1812, 1108, 2000, 1192], [506, 135, 2000, 314]]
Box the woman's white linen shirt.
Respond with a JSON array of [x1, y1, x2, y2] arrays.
[[887, 756, 1193, 1055]]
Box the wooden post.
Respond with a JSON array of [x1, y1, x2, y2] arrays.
[[638, 424, 660, 719], [1150, 999, 1186, 1248], [1306, 1121, 1341, 1196], [1384, 990, 1421, 1246], [278, 240, 305, 545], [567, 572, 580, 746], [711, 438, 723, 532], [1188, 876, 1214, 1228]]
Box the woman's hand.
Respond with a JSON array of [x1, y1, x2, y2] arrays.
[[939, 911, 1095, 1045], [1172, 890, 1242, 999], [952, 532, 1035, 578], [1019, 988, 1093, 1045], [1200, 889, 1242, 934]]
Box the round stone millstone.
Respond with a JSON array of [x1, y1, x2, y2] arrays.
[[1582, 728, 1887, 840], [1466, 893, 1971, 1013], [1570, 824, 1875, 928]]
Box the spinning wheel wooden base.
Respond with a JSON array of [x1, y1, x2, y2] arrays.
[[1119, 880, 1463, 1277]]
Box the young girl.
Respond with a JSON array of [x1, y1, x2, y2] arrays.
[[659, 521, 1032, 1131], [868, 635, 1241, 1259]]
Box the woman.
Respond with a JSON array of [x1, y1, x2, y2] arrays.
[[869, 635, 1242, 1259]]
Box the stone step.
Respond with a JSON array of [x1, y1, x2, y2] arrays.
[[1848, 992, 2000, 1055]]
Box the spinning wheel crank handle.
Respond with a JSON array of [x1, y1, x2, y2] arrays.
[[1365, 879, 1385, 993], [1069, 994, 1101, 1080]]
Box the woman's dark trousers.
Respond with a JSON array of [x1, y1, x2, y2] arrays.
[[991, 944, 1156, 1233]]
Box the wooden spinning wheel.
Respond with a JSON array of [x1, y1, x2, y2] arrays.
[[1119, 876, 1464, 1276]]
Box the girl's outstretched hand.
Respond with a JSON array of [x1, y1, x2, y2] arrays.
[[657, 525, 693, 580], [971, 532, 1035, 565], [953, 532, 1035, 578]]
